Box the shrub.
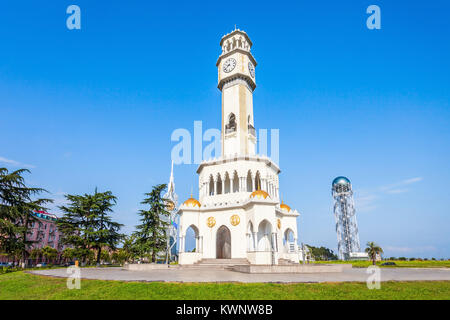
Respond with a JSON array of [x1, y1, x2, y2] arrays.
[[398, 257, 407, 261]]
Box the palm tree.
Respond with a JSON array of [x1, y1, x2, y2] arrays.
[[365, 241, 383, 265], [30, 248, 42, 266], [41, 246, 58, 265]]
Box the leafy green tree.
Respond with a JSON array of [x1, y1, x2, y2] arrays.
[[120, 234, 139, 263], [365, 241, 383, 265], [41, 246, 58, 264], [305, 245, 338, 261], [88, 190, 123, 265], [100, 250, 111, 263], [111, 249, 129, 265], [0, 168, 52, 267], [62, 248, 76, 263], [57, 189, 124, 265], [133, 184, 170, 263]]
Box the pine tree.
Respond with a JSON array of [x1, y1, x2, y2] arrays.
[[133, 184, 170, 263], [0, 168, 52, 267], [57, 189, 123, 265]]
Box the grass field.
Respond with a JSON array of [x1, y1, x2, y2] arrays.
[[312, 260, 450, 268], [0, 272, 449, 300]]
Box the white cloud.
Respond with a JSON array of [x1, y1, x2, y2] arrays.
[[402, 177, 423, 184], [355, 177, 423, 213], [386, 188, 409, 194], [0, 156, 35, 169], [380, 177, 423, 192], [354, 193, 378, 212]]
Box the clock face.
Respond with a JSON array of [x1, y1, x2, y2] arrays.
[[223, 58, 236, 73], [248, 62, 255, 78]]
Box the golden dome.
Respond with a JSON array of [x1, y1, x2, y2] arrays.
[[280, 201, 291, 212], [250, 189, 270, 199], [183, 196, 201, 208]]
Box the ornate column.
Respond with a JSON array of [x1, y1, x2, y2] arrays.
[[179, 236, 184, 253], [261, 178, 267, 191], [271, 232, 278, 251]]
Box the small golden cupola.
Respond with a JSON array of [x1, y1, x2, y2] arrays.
[[250, 189, 270, 199], [280, 200, 291, 212], [250, 181, 270, 199], [183, 193, 201, 208]]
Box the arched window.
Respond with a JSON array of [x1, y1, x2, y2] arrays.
[[209, 175, 214, 196], [185, 225, 199, 253], [225, 113, 236, 133], [257, 220, 272, 251], [284, 228, 295, 253], [246, 171, 253, 192], [224, 172, 231, 194], [232, 171, 239, 192], [254, 171, 261, 190], [216, 174, 222, 195], [247, 115, 255, 136]]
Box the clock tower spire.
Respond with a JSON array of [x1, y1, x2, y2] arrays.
[[217, 29, 257, 157]]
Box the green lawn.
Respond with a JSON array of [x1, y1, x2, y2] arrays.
[[0, 272, 449, 300], [312, 260, 450, 268]]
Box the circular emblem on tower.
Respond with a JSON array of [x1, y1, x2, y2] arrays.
[[165, 200, 175, 211], [277, 219, 281, 229], [207, 216, 216, 228], [230, 215, 240, 226]]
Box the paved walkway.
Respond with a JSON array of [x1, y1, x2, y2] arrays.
[[30, 267, 450, 283]]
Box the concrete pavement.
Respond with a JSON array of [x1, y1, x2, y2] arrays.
[[30, 266, 450, 283]]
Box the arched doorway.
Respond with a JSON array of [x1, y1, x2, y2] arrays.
[[216, 225, 231, 259], [257, 220, 273, 251]]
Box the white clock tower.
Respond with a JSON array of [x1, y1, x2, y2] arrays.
[[177, 29, 303, 266], [217, 29, 257, 157]]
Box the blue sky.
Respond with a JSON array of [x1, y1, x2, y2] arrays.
[[1, 1, 449, 258]]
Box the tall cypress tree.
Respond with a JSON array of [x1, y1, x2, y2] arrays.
[[133, 184, 170, 263]]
